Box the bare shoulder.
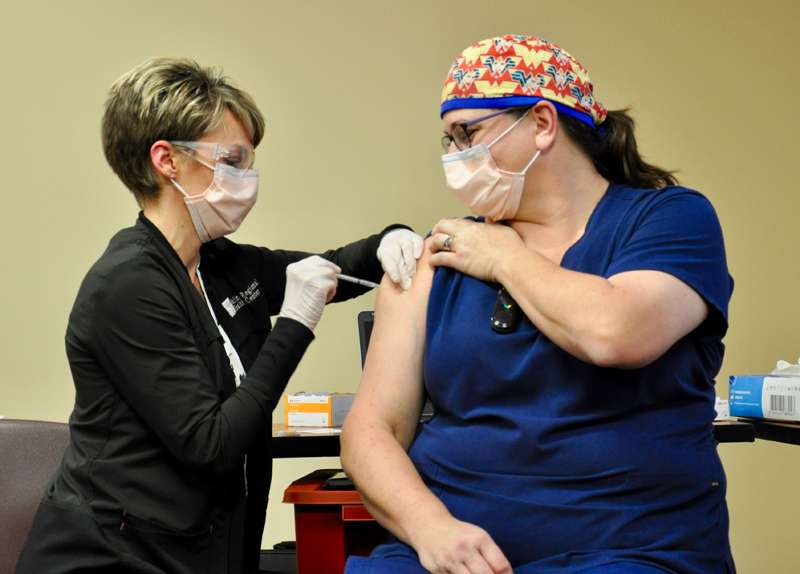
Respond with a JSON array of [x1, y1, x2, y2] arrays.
[[375, 237, 435, 317]]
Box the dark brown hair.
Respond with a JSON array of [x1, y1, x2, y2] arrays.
[[559, 109, 678, 189]]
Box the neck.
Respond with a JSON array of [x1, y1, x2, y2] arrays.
[[510, 149, 608, 252], [142, 188, 202, 273]]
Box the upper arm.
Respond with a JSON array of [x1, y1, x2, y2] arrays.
[[602, 190, 733, 366], [344, 240, 435, 449], [604, 270, 708, 367]]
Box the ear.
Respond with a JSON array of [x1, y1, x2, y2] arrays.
[[529, 101, 558, 152], [150, 140, 178, 180]]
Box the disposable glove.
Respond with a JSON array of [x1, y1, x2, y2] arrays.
[[377, 229, 424, 290], [279, 256, 340, 331]]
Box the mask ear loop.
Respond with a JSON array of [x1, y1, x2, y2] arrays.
[[170, 177, 190, 198], [490, 108, 541, 175], [170, 146, 217, 198], [169, 146, 214, 241], [487, 109, 531, 149], [520, 150, 541, 174], [169, 171, 212, 242]]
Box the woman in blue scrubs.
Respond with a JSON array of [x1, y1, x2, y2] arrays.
[[341, 35, 735, 574]]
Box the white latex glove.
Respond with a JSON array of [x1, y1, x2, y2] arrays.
[[279, 256, 341, 332], [376, 229, 424, 290]]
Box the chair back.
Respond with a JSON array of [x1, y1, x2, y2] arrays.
[[0, 419, 69, 574]]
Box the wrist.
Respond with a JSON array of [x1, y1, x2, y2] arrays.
[[379, 223, 414, 240], [278, 307, 318, 332], [404, 503, 452, 549], [493, 246, 523, 285]]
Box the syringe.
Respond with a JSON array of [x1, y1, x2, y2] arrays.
[[337, 274, 379, 289]]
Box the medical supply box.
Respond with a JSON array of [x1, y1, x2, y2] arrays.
[[284, 392, 355, 427], [728, 375, 800, 422]]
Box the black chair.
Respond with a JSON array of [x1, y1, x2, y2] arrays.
[[0, 419, 69, 574]]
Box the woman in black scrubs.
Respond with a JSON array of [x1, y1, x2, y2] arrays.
[[16, 57, 422, 574]]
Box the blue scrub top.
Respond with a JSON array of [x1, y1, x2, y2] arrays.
[[348, 184, 735, 574]]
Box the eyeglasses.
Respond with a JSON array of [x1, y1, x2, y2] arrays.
[[170, 141, 256, 170], [441, 107, 529, 152]]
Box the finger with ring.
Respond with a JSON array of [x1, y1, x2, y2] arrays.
[[442, 234, 455, 251]]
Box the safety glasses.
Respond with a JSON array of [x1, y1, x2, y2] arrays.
[[171, 141, 256, 170]]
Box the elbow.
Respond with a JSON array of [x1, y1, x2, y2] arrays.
[[582, 325, 659, 370], [340, 416, 361, 478], [341, 451, 355, 480], [171, 421, 244, 475], [171, 443, 231, 475], [341, 412, 400, 479]]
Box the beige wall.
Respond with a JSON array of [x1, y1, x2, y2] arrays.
[[2, 0, 798, 571]]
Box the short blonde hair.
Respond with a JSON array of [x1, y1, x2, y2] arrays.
[[101, 57, 265, 201]]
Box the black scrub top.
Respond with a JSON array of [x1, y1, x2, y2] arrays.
[[16, 213, 405, 574]]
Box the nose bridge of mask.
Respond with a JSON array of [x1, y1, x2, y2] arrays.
[[215, 161, 259, 180], [442, 144, 498, 189]]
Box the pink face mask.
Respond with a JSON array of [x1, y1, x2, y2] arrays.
[[171, 160, 259, 243], [441, 113, 540, 222]]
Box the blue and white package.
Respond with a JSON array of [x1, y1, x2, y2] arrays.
[[729, 375, 800, 421]]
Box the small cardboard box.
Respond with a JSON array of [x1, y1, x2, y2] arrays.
[[729, 375, 800, 422], [284, 392, 356, 427]]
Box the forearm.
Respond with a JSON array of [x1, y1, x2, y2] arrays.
[[341, 418, 451, 549], [98, 301, 314, 475], [495, 246, 625, 366], [217, 318, 314, 467]]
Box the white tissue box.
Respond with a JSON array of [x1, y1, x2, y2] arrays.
[[729, 375, 800, 422], [714, 396, 730, 420]]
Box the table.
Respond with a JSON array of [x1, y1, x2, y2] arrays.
[[713, 419, 755, 443], [272, 420, 755, 459], [742, 420, 800, 446], [272, 423, 342, 458]]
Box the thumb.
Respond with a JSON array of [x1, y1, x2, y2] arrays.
[[383, 256, 401, 284], [412, 235, 424, 259]]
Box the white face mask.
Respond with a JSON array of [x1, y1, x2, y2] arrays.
[[171, 159, 259, 243], [441, 112, 540, 222]]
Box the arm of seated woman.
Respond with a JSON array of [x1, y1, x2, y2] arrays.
[[341, 240, 512, 574], [497, 252, 708, 369]]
